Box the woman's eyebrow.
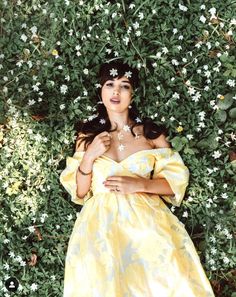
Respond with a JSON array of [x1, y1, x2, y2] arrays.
[[121, 80, 131, 84]]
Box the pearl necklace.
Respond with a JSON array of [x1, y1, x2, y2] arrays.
[[116, 125, 141, 151]]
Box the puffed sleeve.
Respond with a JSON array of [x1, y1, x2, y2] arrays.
[[152, 148, 189, 207], [59, 151, 93, 205]]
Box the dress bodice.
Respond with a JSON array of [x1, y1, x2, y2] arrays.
[[60, 148, 190, 207]]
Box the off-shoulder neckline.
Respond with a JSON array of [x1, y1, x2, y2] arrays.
[[74, 148, 172, 164]]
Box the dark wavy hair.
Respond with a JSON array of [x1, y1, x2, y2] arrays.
[[75, 61, 168, 151]]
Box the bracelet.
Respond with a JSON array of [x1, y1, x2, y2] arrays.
[[78, 166, 92, 175]]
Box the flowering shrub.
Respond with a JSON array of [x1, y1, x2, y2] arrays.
[[0, 0, 235, 296]]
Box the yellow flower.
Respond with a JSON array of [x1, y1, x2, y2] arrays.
[[219, 95, 224, 100], [176, 126, 184, 133], [51, 49, 59, 56], [6, 181, 22, 196]]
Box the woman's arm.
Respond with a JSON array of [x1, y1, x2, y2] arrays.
[[75, 138, 95, 199], [75, 131, 112, 198], [138, 177, 174, 195]]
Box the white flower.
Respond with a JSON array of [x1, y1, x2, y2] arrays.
[[99, 119, 106, 124], [123, 125, 131, 132], [186, 134, 193, 140], [133, 22, 139, 30], [3, 239, 10, 244], [51, 275, 56, 281], [9, 251, 15, 258], [171, 59, 179, 66], [138, 12, 144, 20], [173, 28, 178, 34], [207, 180, 214, 188], [60, 104, 65, 110], [182, 211, 188, 218], [223, 257, 230, 264], [28, 99, 36, 106], [83, 68, 89, 75], [230, 19, 236, 26], [123, 36, 129, 45], [226, 79, 235, 87], [162, 47, 169, 54], [16, 60, 23, 67], [221, 193, 228, 199], [200, 4, 206, 10], [3, 263, 10, 270], [208, 259, 215, 265], [135, 117, 142, 123], [67, 214, 73, 221], [30, 283, 38, 291], [212, 151, 221, 159], [172, 92, 180, 99], [209, 7, 216, 15], [129, 3, 135, 9], [28, 226, 35, 233], [179, 4, 188, 11], [124, 71, 132, 78], [60, 84, 68, 94], [32, 82, 40, 91], [118, 144, 125, 151], [200, 15, 206, 23], [20, 34, 27, 42], [209, 236, 216, 243], [30, 26, 37, 35], [211, 247, 217, 255], [110, 68, 118, 77]]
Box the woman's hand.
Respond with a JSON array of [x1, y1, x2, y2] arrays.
[[103, 176, 145, 194], [84, 131, 111, 161]]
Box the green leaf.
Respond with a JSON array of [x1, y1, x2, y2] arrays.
[[171, 136, 187, 151], [217, 93, 234, 110], [215, 110, 227, 122], [219, 53, 228, 63], [229, 107, 236, 119], [196, 134, 219, 150]]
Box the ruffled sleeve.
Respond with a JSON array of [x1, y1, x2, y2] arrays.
[[59, 151, 93, 205], [152, 148, 189, 207]]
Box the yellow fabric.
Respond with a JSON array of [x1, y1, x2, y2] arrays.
[[60, 148, 215, 297]]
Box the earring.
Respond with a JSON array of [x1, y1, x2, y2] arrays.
[[128, 105, 132, 109], [97, 100, 103, 104]]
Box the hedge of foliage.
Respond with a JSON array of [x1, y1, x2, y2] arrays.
[[0, 0, 235, 296]]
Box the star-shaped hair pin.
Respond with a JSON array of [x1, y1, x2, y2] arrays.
[[124, 71, 132, 78], [110, 68, 118, 77]]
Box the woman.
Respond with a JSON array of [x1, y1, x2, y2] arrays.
[[60, 61, 215, 297]]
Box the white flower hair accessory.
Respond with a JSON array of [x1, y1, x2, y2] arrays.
[[124, 71, 132, 78], [110, 68, 118, 77]]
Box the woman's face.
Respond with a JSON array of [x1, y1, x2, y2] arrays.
[[101, 76, 133, 113]]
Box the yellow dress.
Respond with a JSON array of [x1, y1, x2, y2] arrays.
[[60, 148, 215, 297]]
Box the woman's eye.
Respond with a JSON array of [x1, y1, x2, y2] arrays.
[[121, 85, 130, 89], [106, 83, 113, 87]]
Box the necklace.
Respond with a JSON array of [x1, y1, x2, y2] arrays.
[[116, 124, 141, 151]]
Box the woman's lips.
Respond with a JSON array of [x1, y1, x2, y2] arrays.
[[110, 97, 120, 104]]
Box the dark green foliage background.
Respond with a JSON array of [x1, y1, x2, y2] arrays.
[[0, 0, 235, 296]]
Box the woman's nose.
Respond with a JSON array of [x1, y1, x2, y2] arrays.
[[113, 88, 119, 95]]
